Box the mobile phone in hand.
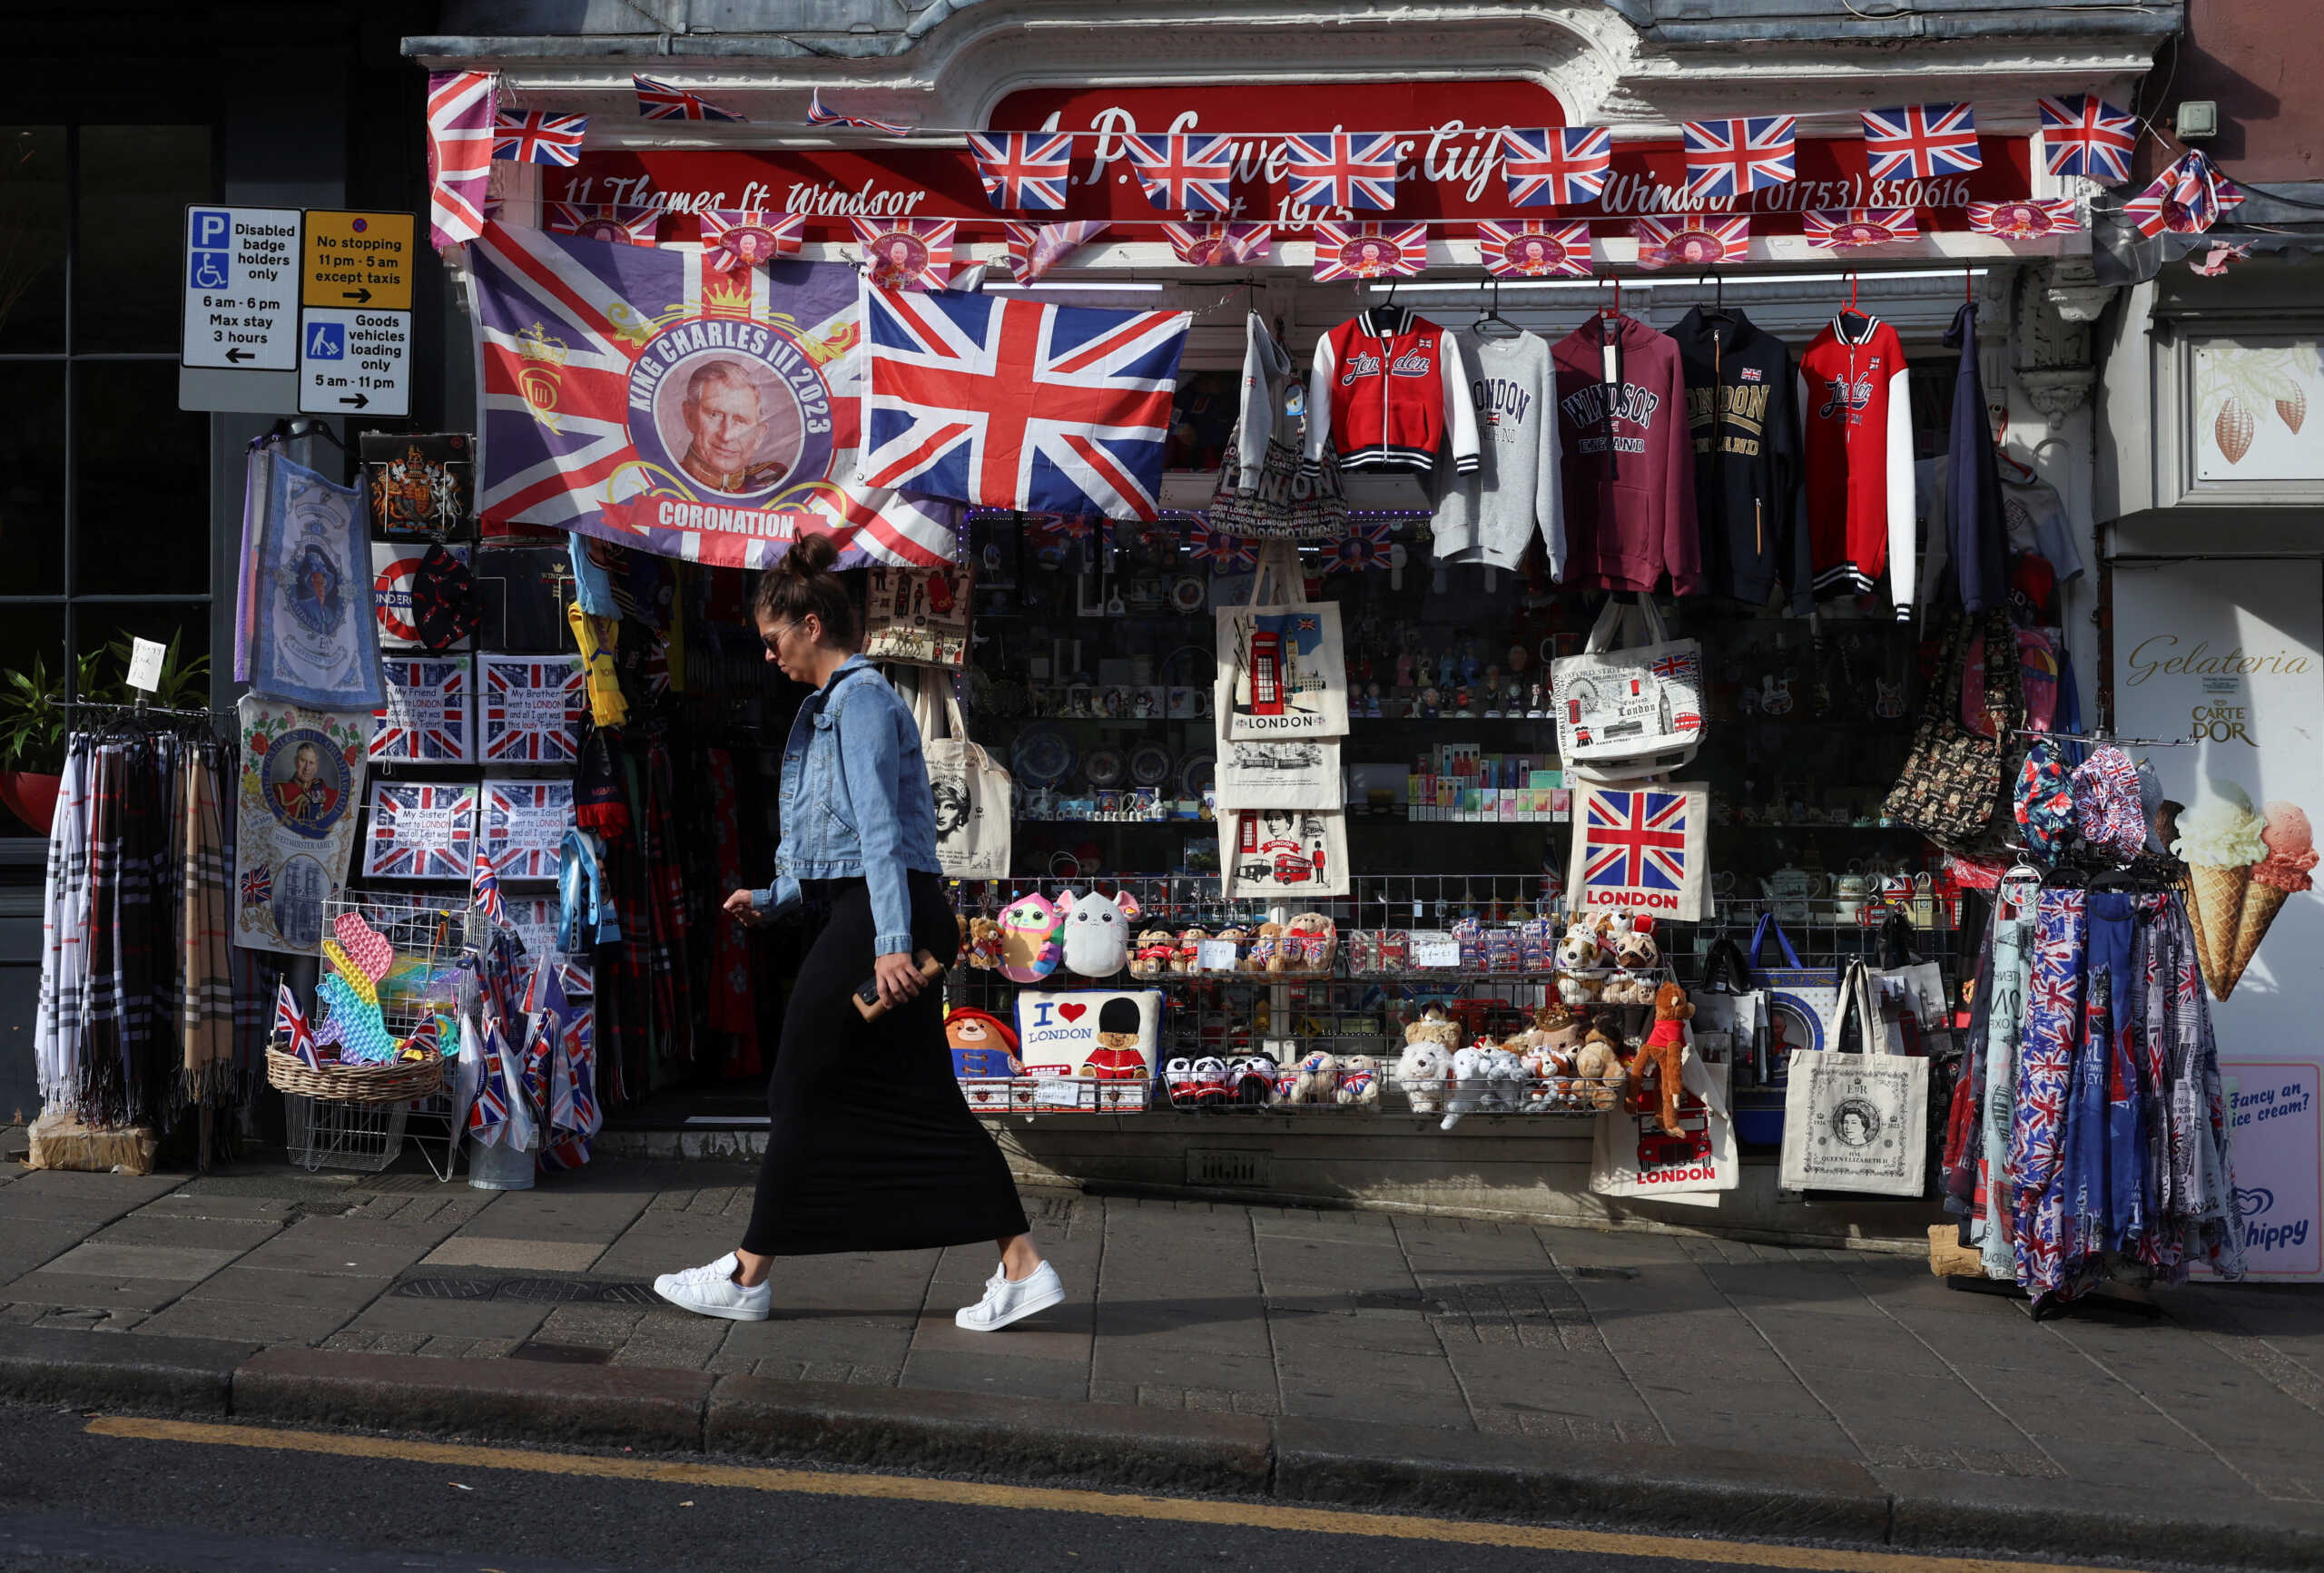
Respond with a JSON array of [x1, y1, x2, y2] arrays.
[[853, 950, 946, 1021]]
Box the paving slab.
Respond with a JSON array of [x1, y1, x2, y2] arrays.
[[231, 1218, 459, 1277], [178, 1265, 395, 1311], [31, 1242, 245, 1283], [418, 1236, 606, 1273], [0, 1171, 182, 1224], [344, 1294, 555, 1342], [135, 1298, 354, 1346], [0, 1271, 194, 1312]]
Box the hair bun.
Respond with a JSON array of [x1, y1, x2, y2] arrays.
[[783, 533, 841, 578]]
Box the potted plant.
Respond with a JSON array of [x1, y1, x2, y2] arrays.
[[0, 653, 84, 835]]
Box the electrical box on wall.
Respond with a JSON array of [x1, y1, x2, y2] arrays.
[[2173, 101, 2221, 140]]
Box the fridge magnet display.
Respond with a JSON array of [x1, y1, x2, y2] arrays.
[[371, 656, 474, 763], [232, 696, 372, 957], [481, 779, 577, 880], [362, 781, 479, 881], [480, 654, 586, 764]]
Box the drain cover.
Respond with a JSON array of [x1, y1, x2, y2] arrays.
[[391, 1276, 656, 1305]]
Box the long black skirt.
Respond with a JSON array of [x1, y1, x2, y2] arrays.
[[738, 870, 1029, 1255]]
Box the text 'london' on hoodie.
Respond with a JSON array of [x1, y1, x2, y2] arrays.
[[1549, 313, 1699, 597], [1430, 327, 1564, 576], [1305, 305, 1481, 479], [1797, 310, 1915, 616], [1669, 305, 1812, 615]]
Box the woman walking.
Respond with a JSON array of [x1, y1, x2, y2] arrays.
[[654, 536, 1060, 1331]]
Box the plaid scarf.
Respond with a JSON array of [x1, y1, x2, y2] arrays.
[[79, 737, 175, 1126], [175, 743, 238, 1111], [35, 737, 95, 1105]]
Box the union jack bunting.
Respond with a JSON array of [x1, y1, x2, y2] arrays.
[[481, 779, 576, 881], [1633, 214, 1750, 270], [468, 224, 961, 569], [1681, 116, 1797, 200], [2125, 148, 2243, 238], [275, 981, 318, 1068], [1499, 126, 1612, 208], [493, 109, 589, 167], [1321, 519, 1393, 574], [1003, 221, 1110, 283], [857, 286, 1191, 521], [372, 656, 472, 763], [1568, 782, 1708, 920], [2038, 95, 2138, 186], [1311, 221, 1426, 282], [545, 202, 661, 247], [852, 218, 955, 290], [1284, 131, 1402, 211], [1858, 103, 1981, 182], [1965, 198, 2082, 239], [805, 87, 911, 136], [362, 782, 478, 882], [425, 70, 497, 248], [1802, 208, 1921, 249], [632, 74, 744, 123], [1184, 522, 1258, 569], [1160, 221, 1273, 267], [480, 654, 583, 764], [1126, 134, 1236, 213], [966, 132, 1077, 211], [241, 867, 271, 909], [696, 210, 803, 273], [1479, 219, 1592, 279], [472, 850, 507, 925]]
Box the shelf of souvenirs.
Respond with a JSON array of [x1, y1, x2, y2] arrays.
[[958, 1072, 1618, 1120], [1012, 688, 1561, 724]]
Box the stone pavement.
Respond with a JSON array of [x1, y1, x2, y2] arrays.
[[4, 1155, 2324, 1521]]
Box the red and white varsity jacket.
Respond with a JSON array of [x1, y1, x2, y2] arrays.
[[1305, 306, 1480, 477], [1797, 312, 1915, 614]]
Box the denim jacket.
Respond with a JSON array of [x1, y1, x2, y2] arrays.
[[753, 654, 940, 956]]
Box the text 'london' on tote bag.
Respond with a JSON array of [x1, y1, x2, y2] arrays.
[[1778, 959, 1929, 1196], [1215, 542, 1348, 741], [1551, 596, 1704, 783], [902, 670, 1013, 880]]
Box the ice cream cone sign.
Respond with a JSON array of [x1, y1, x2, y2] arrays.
[[2172, 782, 2317, 1001]]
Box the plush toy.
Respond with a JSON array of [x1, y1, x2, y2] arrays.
[[998, 893, 1063, 983], [1129, 928, 1175, 979], [1601, 970, 1657, 1007], [1216, 926, 1252, 971], [944, 1008, 1023, 1078], [1397, 1039, 1452, 1114], [1233, 1054, 1280, 1104], [1287, 1050, 1338, 1104], [1611, 920, 1659, 972], [1059, 888, 1141, 978], [1286, 912, 1336, 972], [1554, 915, 1608, 972], [1162, 1056, 1196, 1105], [1173, 927, 1207, 975], [1631, 980, 1695, 1136], [1247, 921, 1283, 971], [1189, 1055, 1233, 1104], [1335, 1053, 1381, 1106], [1441, 1042, 1488, 1129], [1479, 1045, 1528, 1112], [1522, 1001, 1583, 1071], [1575, 1024, 1629, 1110], [962, 916, 1004, 970], [1556, 968, 1605, 1008]]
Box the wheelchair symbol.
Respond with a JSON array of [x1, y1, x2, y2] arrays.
[[190, 251, 230, 290]]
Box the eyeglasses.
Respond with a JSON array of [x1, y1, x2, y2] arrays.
[[761, 619, 803, 654]]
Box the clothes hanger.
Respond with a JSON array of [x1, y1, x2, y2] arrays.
[[1991, 406, 2037, 483], [1698, 269, 1732, 325], [1837, 270, 1870, 336], [1472, 275, 1521, 338]]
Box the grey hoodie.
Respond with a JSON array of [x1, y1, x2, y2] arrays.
[[1430, 329, 1563, 575]]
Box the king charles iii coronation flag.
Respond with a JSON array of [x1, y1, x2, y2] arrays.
[[1966, 198, 2082, 239], [1634, 214, 1749, 270], [1004, 221, 1110, 283], [1480, 220, 1592, 279], [1802, 208, 1920, 249], [468, 221, 960, 570], [1311, 222, 1425, 282], [1161, 222, 1272, 267], [698, 211, 804, 273], [856, 286, 1191, 521], [427, 71, 497, 248]]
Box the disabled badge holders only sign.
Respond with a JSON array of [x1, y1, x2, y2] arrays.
[[298, 211, 414, 418], [182, 206, 300, 369]]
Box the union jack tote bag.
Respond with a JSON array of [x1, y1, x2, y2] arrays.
[[1550, 596, 1705, 782]]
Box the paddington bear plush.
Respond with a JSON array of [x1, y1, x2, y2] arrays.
[[1630, 980, 1695, 1136]]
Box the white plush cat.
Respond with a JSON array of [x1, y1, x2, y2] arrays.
[[1058, 888, 1142, 978]]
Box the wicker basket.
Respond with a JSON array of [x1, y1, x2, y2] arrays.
[[266, 1043, 446, 1104]]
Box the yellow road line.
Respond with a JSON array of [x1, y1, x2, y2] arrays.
[[87, 1415, 2107, 1573]]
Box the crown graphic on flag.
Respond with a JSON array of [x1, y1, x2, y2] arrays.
[[1965, 198, 2083, 239], [546, 203, 661, 247], [1003, 221, 1110, 283], [1802, 208, 1920, 249], [1480, 220, 1592, 279], [634, 74, 745, 123], [1311, 222, 1426, 283], [1858, 103, 1981, 182], [2038, 94, 2138, 186], [1285, 131, 1401, 211], [1160, 222, 1273, 268], [1681, 116, 1797, 200], [1634, 214, 1750, 270], [493, 109, 588, 168], [1499, 127, 1612, 208], [966, 132, 1077, 212], [697, 210, 803, 273], [1126, 133, 1236, 214]]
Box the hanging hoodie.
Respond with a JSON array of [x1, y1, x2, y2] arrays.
[[1943, 302, 2008, 614], [1430, 328, 1563, 575], [1797, 311, 1915, 615], [1235, 311, 1300, 489], [1670, 306, 1810, 614], [1306, 305, 1479, 477], [1549, 314, 1699, 596]]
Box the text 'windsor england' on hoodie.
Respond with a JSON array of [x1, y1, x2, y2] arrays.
[[1550, 314, 1699, 596]]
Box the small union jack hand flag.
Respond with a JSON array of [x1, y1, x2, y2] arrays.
[[472, 850, 507, 925], [276, 980, 319, 1069], [2038, 95, 2138, 186], [632, 74, 745, 123], [492, 109, 589, 167], [1285, 131, 1402, 211], [1499, 127, 1612, 208], [1126, 134, 1236, 213], [2126, 149, 2242, 238], [1681, 116, 1797, 200], [1802, 208, 1920, 249], [805, 87, 911, 136], [966, 132, 1077, 211], [1858, 103, 1981, 182]]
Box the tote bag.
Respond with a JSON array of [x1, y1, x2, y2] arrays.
[[1220, 808, 1351, 899], [1206, 420, 1351, 540], [863, 564, 972, 669], [1778, 961, 1929, 1195], [1880, 610, 2018, 851], [1748, 915, 1843, 1072], [1215, 542, 1348, 740], [1215, 737, 1343, 811], [1590, 1060, 1738, 1200], [1551, 597, 1704, 782], [904, 673, 1013, 881]]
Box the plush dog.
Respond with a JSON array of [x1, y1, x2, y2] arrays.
[[1630, 980, 1695, 1136], [1553, 916, 1607, 973], [1335, 1053, 1381, 1106], [1610, 920, 1659, 972], [1575, 1024, 1629, 1110], [1521, 1001, 1583, 1076], [1479, 1046, 1528, 1112], [1441, 1041, 1488, 1130], [1397, 1011, 1459, 1114]]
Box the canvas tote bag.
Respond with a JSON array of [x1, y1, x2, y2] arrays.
[[1590, 1059, 1738, 1200], [1778, 960, 1930, 1196], [1206, 420, 1351, 539], [1551, 596, 1705, 782], [903, 672, 1013, 880], [1214, 541, 1348, 739]]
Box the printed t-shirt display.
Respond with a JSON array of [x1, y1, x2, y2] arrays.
[[1669, 306, 1811, 614], [1305, 305, 1480, 477], [1429, 328, 1563, 575], [1797, 311, 1915, 613], [1549, 314, 1699, 595]]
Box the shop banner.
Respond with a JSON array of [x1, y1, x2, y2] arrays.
[[468, 222, 959, 570], [2221, 1060, 2323, 1279], [2114, 558, 2324, 1278], [233, 698, 371, 958]]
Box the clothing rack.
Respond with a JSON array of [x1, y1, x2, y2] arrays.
[[2010, 728, 2192, 748]]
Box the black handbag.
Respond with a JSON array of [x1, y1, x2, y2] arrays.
[[1879, 610, 2020, 852]]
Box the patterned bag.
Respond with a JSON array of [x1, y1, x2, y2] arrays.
[[1206, 421, 1350, 539], [1880, 611, 2020, 852]]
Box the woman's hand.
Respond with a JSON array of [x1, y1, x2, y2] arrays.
[[724, 889, 763, 928], [873, 950, 928, 1009]]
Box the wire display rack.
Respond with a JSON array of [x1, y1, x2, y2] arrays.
[[282, 1094, 413, 1174]]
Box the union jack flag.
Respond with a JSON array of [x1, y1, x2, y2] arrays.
[[852, 218, 955, 290], [472, 849, 507, 925], [1802, 208, 1920, 249], [1003, 221, 1109, 283], [1581, 787, 1693, 895], [1160, 221, 1272, 267], [2038, 95, 2138, 186], [1285, 131, 1401, 211], [697, 210, 803, 273], [633, 74, 744, 123], [1321, 519, 1392, 574], [1858, 103, 1981, 182], [521, 960, 566, 1107], [275, 980, 318, 1068], [1499, 127, 1612, 208], [805, 87, 910, 136], [540, 1004, 601, 1169], [966, 132, 1077, 211], [493, 109, 589, 167], [1681, 116, 1797, 200], [481, 654, 583, 764], [373, 657, 472, 763], [1634, 214, 1750, 270], [546, 202, 661, 247], [2126, 149, 2243, 238], [1185, 523, 1258, 569], [1311, 221, 1425, 282], [1479, 219, 1591, 279], [362, 782, 478, 882], [426, 70, 497, 248], [468, 1019, 513, 1144], [482, 779, 576, 881], [1127, 134, 1236, 213], [241, 867, 271, 909], [858, 287, 1191, 521], [1966, 198, 2081, 239]]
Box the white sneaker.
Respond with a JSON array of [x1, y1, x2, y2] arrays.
[[652, 1252, 772, 1322], [954, 1261, 1065, 1332]]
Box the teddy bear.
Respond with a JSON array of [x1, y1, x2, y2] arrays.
[[1216, 926, 1251, 971], [1397, 1010, 1459, 1114], [1630, 980, 1695, 1136], [1522, 1000, 1583, 1074], [943, 1008, 1023, 1078], [1601, 970, 1657, 1007], [965, 916, 1005, 970], [1334, 1053, 1381, 1106], [1059, 888, 1142, 978], [1287, 1050, 1338, 1104], [1247, 921, 1283, 972], [1129, 928, 1175, 979], [1440, 1041, 1489, 1129], [1556, 968, 1605, 1008], [1285, 912, 1335, 972], [1173, 927, 1207, 975], [1575, 1024, 1629, 1110]]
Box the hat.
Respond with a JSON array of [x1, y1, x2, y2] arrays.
[[2071, 745, 2147, 863], [411, 545, 481, 651], [2014, 740, 2073, 862], [1098, 997, 1140, 1037]]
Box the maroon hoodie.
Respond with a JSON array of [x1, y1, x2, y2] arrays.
[[1551, 315, 1699, 595]]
